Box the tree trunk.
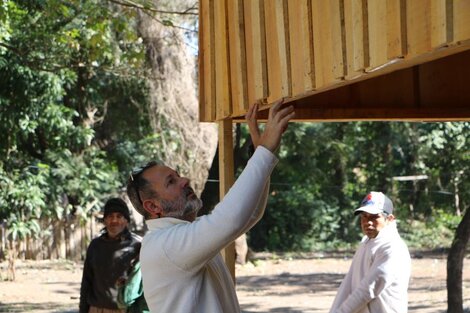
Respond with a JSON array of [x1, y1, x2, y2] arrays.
[[447, 206, 470, 313]]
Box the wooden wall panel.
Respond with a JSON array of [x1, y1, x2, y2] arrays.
[[287, 0, 315, 95], [199, 0, 470, 122], [228, 0, 248, 116], [406, 0, 447, 56], [453, 0, 470, 43], [214, 0, 231, 120], [343, 0, 367, 79], [244, 0, 268, 107], [367, 0, 405, 69], [200, 0, 215, 122], [264, 0, 291, 103], [311, 0, 345, 88]]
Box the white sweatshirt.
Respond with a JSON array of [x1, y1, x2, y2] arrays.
[[329, 221, 411, 313], [140, 146, 277, 313]]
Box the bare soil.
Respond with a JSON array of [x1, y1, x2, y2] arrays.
[[0, 251, 469, 313]]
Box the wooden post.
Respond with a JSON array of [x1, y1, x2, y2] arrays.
[[218, 119, 236, 282]]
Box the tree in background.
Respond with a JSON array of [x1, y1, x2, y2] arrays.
[[0, 0, 218, 272], [136, 0, 218, 194], [248, 121, 469, 251], [0, 0, 219, 269]]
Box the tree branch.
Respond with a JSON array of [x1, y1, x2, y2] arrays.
[[107, 0, 198, 16]]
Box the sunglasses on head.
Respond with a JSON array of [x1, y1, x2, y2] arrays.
[[129, 161, 159, 205]]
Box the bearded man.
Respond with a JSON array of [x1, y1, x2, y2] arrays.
[[126, 100, 295, 313]]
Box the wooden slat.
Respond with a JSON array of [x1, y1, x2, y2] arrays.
[[228, 0, 248, 117], [218, 119, 236, 281], [311, 0, 345, 88], [244, 0, 268, 107], [200, 0, 215, 122], [264, 0, 291, 102], [367, 0, 387, 68], [453, 0, 470, 43], [406, 0, 447, 57], [214, 0, 232, 120], [367, 0, 405, 69], [343, 0, 367, 78], [288, 0, 315, 95], [386, 0, 406, 59]]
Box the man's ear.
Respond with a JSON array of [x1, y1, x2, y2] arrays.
[[142, 199, 163, 218], [387, 214, 396, 222]]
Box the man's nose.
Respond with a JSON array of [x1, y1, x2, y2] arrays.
[[179, 177, 190, 188], [110, 215, 118, 222]]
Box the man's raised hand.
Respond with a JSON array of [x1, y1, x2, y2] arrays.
[[258, 98, 295, 152]]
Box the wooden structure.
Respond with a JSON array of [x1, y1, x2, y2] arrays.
[[198, 0, 470, 279]]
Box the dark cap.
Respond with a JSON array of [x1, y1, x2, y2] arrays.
[[103, 198, 130, 222], [354, 191, 394, 216]]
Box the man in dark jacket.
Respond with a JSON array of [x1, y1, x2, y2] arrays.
[[79, 198, 142, 313]]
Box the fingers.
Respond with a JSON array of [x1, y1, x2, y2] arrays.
[[245, 102, 258, 121], [278, 110, 296, 133], [268, 98, 285, 119], [246, 102, 261, 148], [276, 105, 295, 121]]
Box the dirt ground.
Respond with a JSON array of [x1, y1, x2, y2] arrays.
[[0, 251, 469, 313]]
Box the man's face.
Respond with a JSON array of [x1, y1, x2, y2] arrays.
[[359, 212, 390, 239], [142, 165, 202, 221], [104, 212, 128, 239]]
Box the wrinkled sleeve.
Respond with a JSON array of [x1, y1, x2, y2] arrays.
[[161, 146, 277, 271], [79, 245, 93, 313]]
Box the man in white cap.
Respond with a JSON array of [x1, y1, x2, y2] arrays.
[[329, 191, 411, 313]]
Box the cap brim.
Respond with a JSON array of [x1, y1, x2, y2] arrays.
[[354, 206, 384, 215]]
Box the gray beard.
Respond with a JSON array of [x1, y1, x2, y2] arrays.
[[161, 194, 202, 219]]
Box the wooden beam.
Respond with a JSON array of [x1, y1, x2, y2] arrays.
[[218, 119, 236, 281]]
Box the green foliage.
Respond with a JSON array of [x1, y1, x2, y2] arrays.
[[0, 0, 155, 248], [247, 122, 469, 251], [401, 209, 462, 249]]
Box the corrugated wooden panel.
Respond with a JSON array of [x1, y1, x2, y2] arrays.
[[454, 0, 470, 43], [406, 0, 447, 56], [368, 0, 405, 69], [343, 0, 367, 78], [264, 0, 291, 102], [228, 0, 248, 117], [311, 0, 345, 88], [288, 0, 315, 95], [200, 0, 215, 122], [214, 0, 231, 120], [244, 0, 268, 107]]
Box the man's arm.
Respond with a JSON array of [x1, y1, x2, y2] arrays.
[[158, 100, 295, 271]]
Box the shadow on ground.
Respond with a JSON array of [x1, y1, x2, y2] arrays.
[[0, 302, 77, 313]]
